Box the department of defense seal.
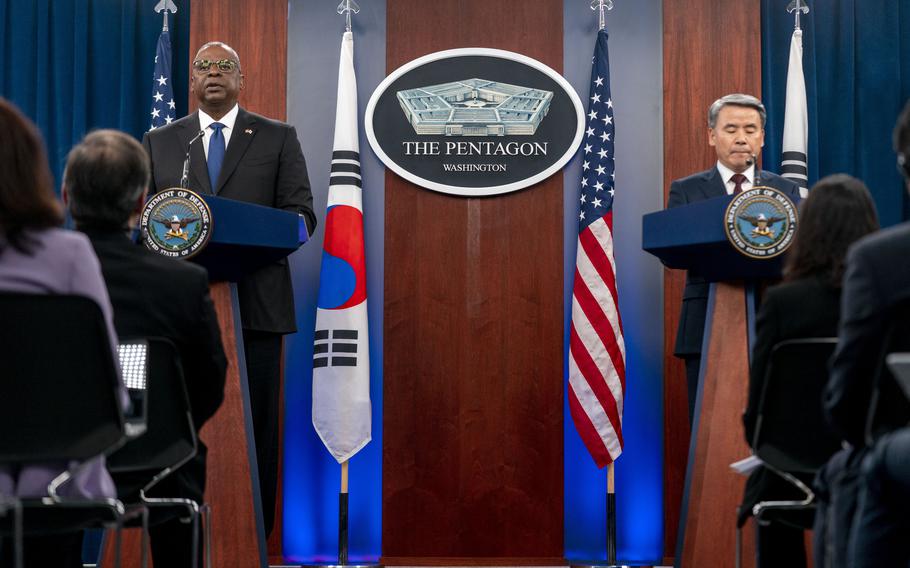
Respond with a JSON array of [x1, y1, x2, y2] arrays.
[[140, 188, 213, 259], [724, 186, 797, 259]]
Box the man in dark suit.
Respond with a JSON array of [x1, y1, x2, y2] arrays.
[[141, 41, 316, 536], [667, 93, 800, 424], [822, 100, 910, 567], [63, 129, 227, 567]]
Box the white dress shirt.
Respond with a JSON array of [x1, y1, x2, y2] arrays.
[[198, 104, 239, 158], [716, 161, 757, 195]]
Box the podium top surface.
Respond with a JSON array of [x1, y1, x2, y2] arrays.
[[642, 194, 787, 281], [195, 193, 309, 282]]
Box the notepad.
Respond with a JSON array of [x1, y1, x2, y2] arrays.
[[729, 454, 763, 476]]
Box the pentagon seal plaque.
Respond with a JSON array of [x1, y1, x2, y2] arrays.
[[140, 188, 213, 258], [724, 186, 797, 259], [366, 48, 585, 197]]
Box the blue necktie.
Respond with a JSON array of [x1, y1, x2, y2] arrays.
[[208, 122, 225, 191]]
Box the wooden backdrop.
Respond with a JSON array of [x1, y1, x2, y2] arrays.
[[662, 0, 762, 563], [381, 0, 565, 564], [189, 0, 287, 562], [181, 0, 765, 563]]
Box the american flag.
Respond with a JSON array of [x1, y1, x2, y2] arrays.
[[148, 29, 176, 131], [568, 28, 625, 468]]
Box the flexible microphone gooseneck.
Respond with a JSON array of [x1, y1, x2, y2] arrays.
[[180, 130, 206, 189], [745, 153, 761, 187]]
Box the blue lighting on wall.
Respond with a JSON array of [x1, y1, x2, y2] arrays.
[[285, 0, 663, 563]]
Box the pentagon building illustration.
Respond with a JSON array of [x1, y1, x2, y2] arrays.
[[396, 78, 554, 136]]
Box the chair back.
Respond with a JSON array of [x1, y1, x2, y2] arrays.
[[0, 293, 125, 462], [753, 337, 841, 473], [107, 337, 196, 474]]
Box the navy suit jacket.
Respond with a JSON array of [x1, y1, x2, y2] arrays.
[[142, 108, 316, 333], [667, 167, 801, 356], [825, 222, 910, 446]]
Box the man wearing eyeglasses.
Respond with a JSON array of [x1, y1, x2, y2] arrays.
[[141, 41, 317, 539]]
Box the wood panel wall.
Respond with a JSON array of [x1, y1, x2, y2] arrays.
[[382, 0, 565, 564], [662, 0, 762, 562], [189, 0, 287, 561], [189, 0, 287, 121]]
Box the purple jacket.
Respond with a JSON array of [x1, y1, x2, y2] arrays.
[[0, 228, 123, 499]]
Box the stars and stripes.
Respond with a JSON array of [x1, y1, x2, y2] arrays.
[[148, 30, 176, 130], [781, 28, 808, 197], [312, 31, 372, 464], [568, 28, 625, 469]]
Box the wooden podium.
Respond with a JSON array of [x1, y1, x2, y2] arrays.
[[101, 194, 308, 568], [643, 195, 786, 568]]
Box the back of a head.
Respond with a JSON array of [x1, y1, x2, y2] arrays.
[[65, 130, 150, 231], [784, 174, 879, 286], [0, 98, 63, 250]]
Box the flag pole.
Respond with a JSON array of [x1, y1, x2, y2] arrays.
[[607, 464, 616, 565], [570, 3, 635, 568], [572, 463, 629, 568], [786, 0, 809, 31], [339, 460, 350, 565], [319, 459, 373, 568], [153, 0, 178, 32], [314, 6, 376, 568]]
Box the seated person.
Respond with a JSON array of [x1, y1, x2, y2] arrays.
[[63, 129, 227, 568], [0, 99, 125, 568], [849, 427, 910, 565], [740, 174, 879, 568], [826, 100, 910, 568]]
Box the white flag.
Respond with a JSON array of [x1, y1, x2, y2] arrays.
[[781, 28, 809, 198], [312, 31, 371, 463]]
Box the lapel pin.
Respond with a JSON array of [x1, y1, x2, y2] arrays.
[[245, 129, 253, 134]]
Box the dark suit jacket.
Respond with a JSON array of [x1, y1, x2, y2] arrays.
[[825, 223, 910, 447], [667, 167, 801, 356], [85, 229, 227, 501], [141, 108, 316, 334], [739, 276, 840, 525]]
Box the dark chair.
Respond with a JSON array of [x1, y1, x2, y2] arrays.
[[735, 337, 842, 568], [106, 337, 210, 568], [0, 293, 139, 568]]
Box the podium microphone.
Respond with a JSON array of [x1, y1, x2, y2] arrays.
[[746, 153, 760, 187], [180, 130, 205, 189]]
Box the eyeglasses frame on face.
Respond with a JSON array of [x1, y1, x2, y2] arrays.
[[192, 59, 239, 73]]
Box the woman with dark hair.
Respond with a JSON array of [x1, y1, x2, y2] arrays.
[[739, 174, 879, 568], [0, 98, 122, 567]]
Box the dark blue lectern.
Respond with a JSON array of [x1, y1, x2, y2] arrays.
[[102, 196, 308, 568], [195, 194, 309, 280], [197, 196, 307, 568], [643, 194, 783, 568], [643, 193, 784, 281]]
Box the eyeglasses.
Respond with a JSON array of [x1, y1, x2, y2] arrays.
[[192, 59, 239, 73]]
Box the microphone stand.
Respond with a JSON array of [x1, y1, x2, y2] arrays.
[[181, 130, 205, 189]]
